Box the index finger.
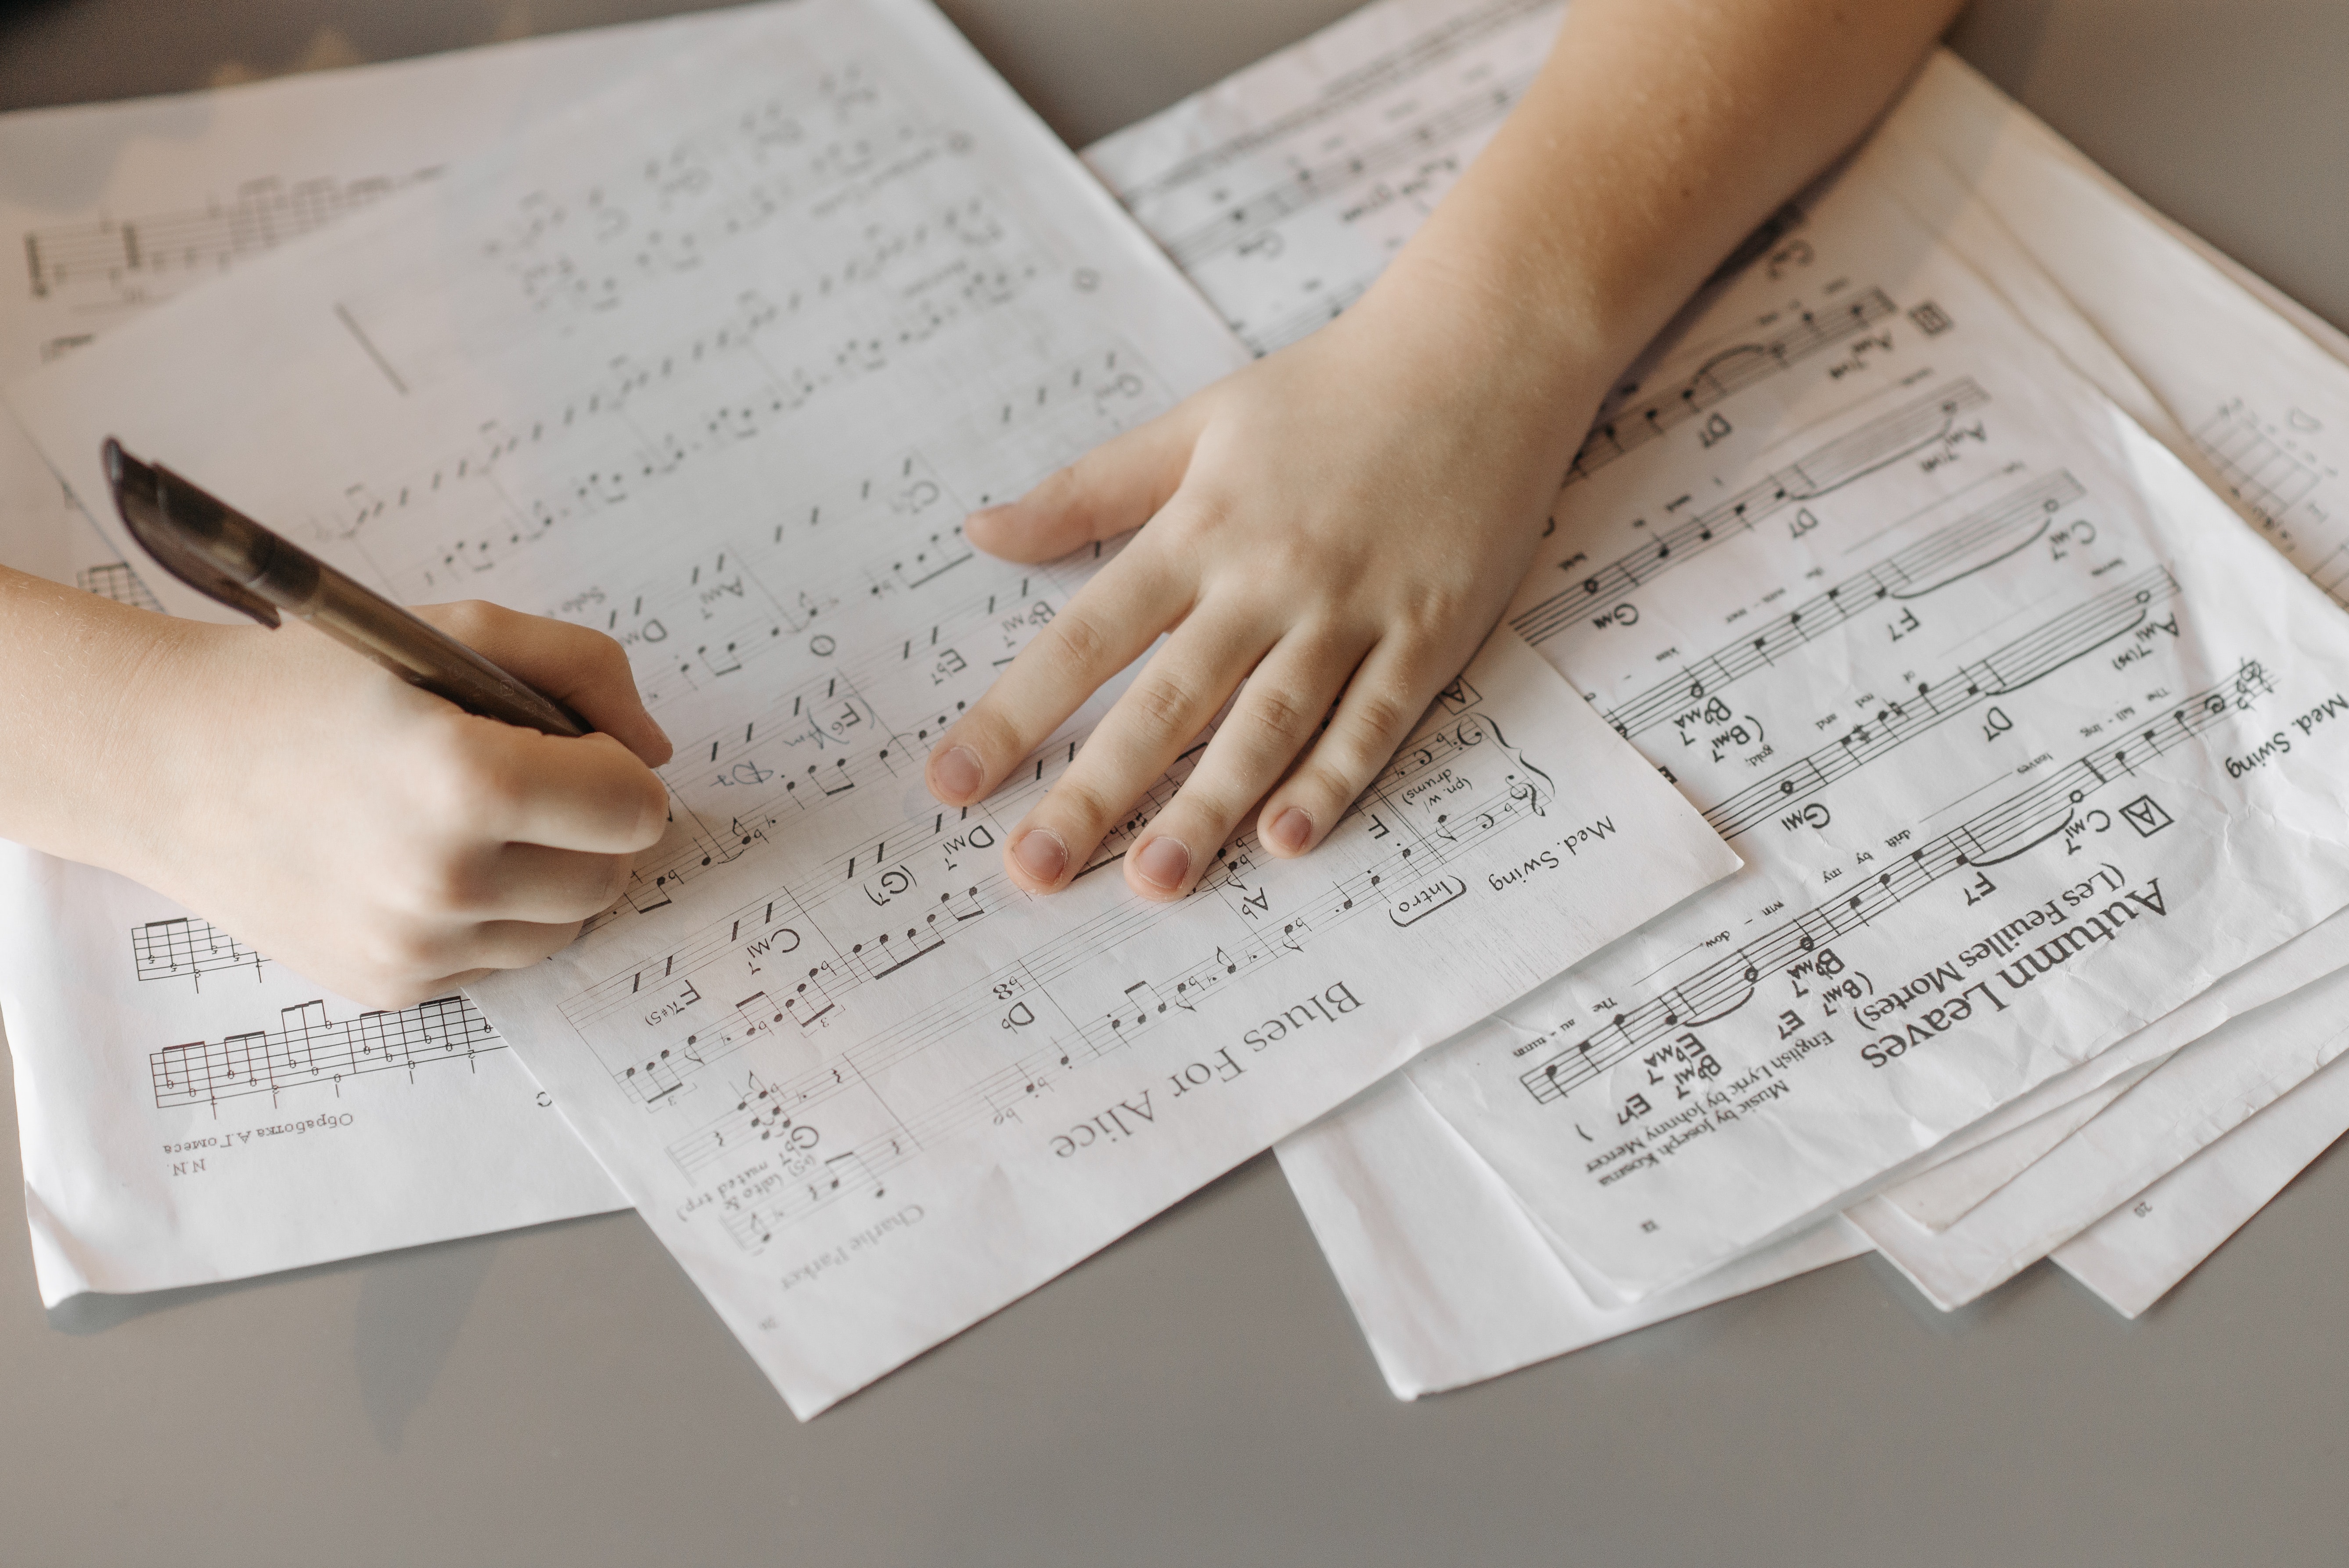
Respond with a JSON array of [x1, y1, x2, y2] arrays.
[[926, 544, 1189, 806], [427, 719, 671, 856], [412, 601, 673, 768]]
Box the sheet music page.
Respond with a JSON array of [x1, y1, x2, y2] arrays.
[[1390, 178, 2349, 1298], [1090, 0, 1880, 1356], [0, 6, 789, 1302], [2054, 1050, 2349, 1318], [1093, 0, 2349, 1305], [1827, 118, 2349, 1230], [1848, 963, 2349, 1309], [1895, 55, 2349, 604], [1804, 60, 2349, 1241], [0, 2, 773, 597], [1871, 1050, 2170, 1232], [1092, 32, 2349, 597], [1086, 0, 2349, 1368], [1275, 1076, 1867, 1399], [6, 0, 1737, 1414], [1237, 38, 2349, 1336], [1085, 0, 1564, 359], [0, 844, 622, 1302]]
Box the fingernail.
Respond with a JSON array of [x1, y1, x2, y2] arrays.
[[932, 744, 983, 799], [1269, 807, 1314, 853], [1014, 828, 1067, 885], [648, 719, 673, 752], [1134, 835, 1192, 892]]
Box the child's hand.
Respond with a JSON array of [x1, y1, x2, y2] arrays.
[[922, 295, 1598, 902], [917, 0, 1964, 906], [115, 601, 671, 1008]]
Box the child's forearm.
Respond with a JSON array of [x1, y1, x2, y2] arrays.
[[0, 565, 186, 875], [0, 561, 671, 1006], [1363, 0, 1964, 441]]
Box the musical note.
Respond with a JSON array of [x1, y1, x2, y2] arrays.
[[1702, 566, 2176, 839], [1600, 471, 2083, 740], [1517, 668, 2246, 1105], [130, 914, 268, 987], [1511, 380, 1994, 647], [17, 0, 1753, 1415], [147, 995, 503, 1111]]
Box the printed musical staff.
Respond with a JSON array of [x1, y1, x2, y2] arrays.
[[553, 683, 1560, 1259], [130, 915, 267, 987], [1701, 565, 2178, 838], [716, 1137, 915, 1252], [1512, 378, 1994, 646], [2194, 399, 2323, 536], [1518, 673, 2247, 1104], [149, 995, 500, 1110], [1094, 0, 1566, 355], [1088, 0, 2349, 1335], [1109, 0, 1557, 205], [1566, 288, 1900, 486], [1160, 72, 1534, 271], [563, 697, 1538, 1044], [668, 1057, 903, 1183], [23, 172, 436, 303], [1599, 470, 2084, 741]]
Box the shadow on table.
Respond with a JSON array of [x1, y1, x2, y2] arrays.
[[41, 1214, 640, 1449], [40, 1207, 638, 1336], [1858, 1248, 2081, 1336], [45, 1269, 277, 1335]]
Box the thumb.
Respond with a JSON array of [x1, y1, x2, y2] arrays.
[[410, 601, 673, 768], [965, 400, 1205, 563]]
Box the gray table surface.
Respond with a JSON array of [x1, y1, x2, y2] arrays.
[[4, 4, 2347, 1564]]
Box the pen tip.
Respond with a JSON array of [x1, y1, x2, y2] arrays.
[[102, 437, 122, 482]]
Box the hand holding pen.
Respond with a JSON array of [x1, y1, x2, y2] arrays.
[[75, 441, 674, 1007]]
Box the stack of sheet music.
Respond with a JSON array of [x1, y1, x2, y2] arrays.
[[4, 0, 2347, 1417]]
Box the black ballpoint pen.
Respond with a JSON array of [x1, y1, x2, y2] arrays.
[[101, 438, 588, 738]]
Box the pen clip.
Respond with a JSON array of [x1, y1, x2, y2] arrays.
[[102, 438, 286, 627]]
